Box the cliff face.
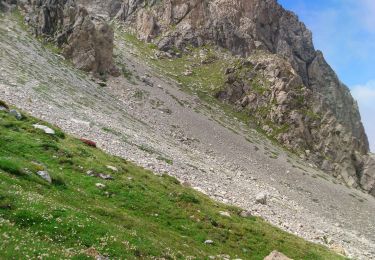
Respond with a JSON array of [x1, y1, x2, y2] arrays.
[[111, 0, 374, 193], [116, 0, 368, 148]]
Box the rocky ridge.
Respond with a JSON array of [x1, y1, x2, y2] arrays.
[[108, 0, 374, 194]]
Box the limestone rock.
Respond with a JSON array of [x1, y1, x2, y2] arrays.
[[33, 124, 55, 135]]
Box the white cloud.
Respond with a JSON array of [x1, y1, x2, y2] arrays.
[[351, 81, 375, 152]]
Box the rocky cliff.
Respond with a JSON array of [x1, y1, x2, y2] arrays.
[[9, 0, 119, 77], [109, 0, 374, 194]]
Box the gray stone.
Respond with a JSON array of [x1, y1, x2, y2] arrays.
[[36, 171, 52, 183]]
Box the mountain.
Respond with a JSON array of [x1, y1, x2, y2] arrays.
[[1, 0, 375, 259], [111, 0, 374, 194]]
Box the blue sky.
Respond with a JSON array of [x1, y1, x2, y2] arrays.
[[278, 0, 375, 152]]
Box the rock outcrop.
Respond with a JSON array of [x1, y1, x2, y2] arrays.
[[112, 0, 374, 193], [18, 0, 119, 77]]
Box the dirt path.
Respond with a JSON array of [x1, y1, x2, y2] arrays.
[[1, 15, 374, 259]]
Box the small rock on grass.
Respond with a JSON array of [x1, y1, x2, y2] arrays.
[[263, 250, 292, 260], [106, 165, 118, 172], [9, 109, 22, 120], [98, 173, 114, 180], [36, 171, 52, 183], [219, 211, 231, 217], [33, 124, 55, 135], [95, 183, 106, 189], [204, 240, 214, 245]]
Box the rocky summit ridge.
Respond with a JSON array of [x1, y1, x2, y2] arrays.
[[1, 0, 374, 194]]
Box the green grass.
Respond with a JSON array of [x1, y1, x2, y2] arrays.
[[0, 105, 346, 259]]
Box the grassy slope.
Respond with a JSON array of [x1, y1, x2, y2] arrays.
[[0, 107, 345, 260]]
